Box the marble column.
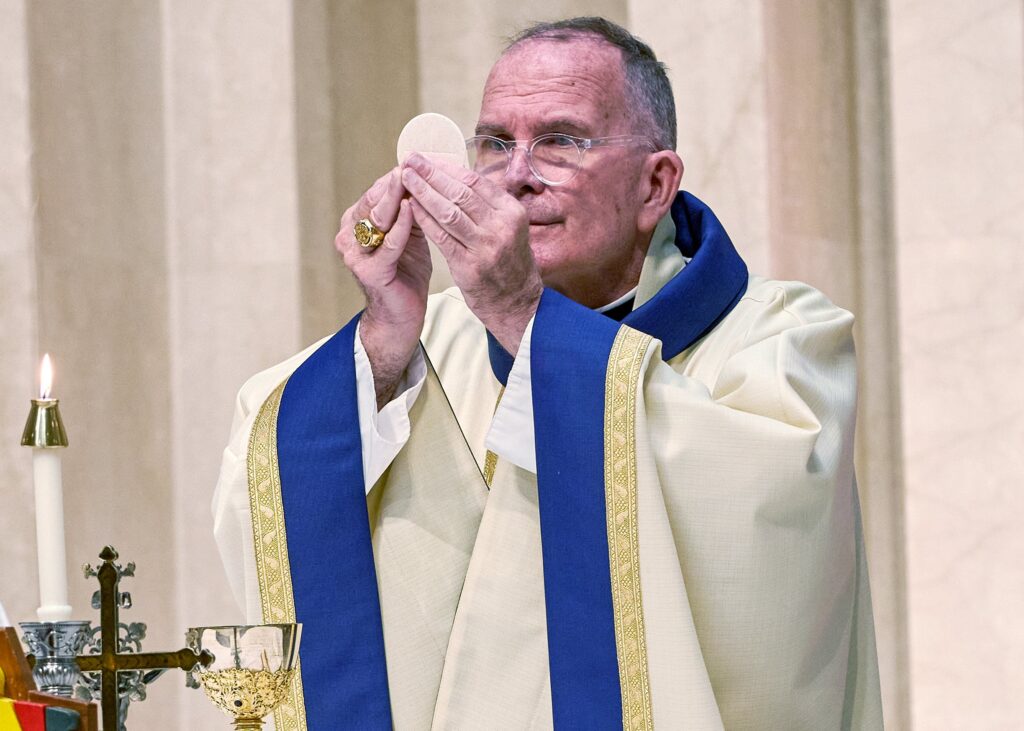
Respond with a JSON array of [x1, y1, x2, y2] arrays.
[[848, 2, 912, 726], [159, 0, 338, 726], [20, 0, 181, 726], [161, 2, 421, 725], [320, 0, 422, 324], [889, 0, 1024, 727], [0, 0, 41, 627], [630, 0, 771, 274], [762, 2, 909, 726]]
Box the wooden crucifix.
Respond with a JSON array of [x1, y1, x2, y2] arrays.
[[71, 546, 213, 730]]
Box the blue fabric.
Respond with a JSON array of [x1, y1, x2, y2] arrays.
[[624, 191, 749, 358], [532, 289, 623, 728], [276, 314, 392, 730], [486, 329, 516, 386], [531, 191, 748, 726]]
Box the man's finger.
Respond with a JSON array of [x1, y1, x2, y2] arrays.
[[358, 172, 392, 217], [367, 169, 406, 232], [347, 168, 401, 229], [375, 198, 415, 261], [408, 197, 461, 260], [407, 153, 509, 210], [402, 167, 476, 245], [403, 155, 495, 222]]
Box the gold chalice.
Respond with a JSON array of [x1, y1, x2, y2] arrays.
[[186, 624, 301, 730]]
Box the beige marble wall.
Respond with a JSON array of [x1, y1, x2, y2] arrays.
[[889, 0, 1024, 727]]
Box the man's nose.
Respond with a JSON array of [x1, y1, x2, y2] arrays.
[[504, 145, 544, 197]]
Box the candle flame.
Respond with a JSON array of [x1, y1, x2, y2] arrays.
[[40, 353, 53, 399]]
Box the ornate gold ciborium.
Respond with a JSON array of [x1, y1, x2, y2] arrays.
[[186, 624, 301, 730]]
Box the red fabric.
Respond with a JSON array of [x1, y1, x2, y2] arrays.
[[12, 701, 45, 731]]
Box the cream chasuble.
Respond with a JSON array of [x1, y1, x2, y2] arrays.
[[212, 192, 883, 729]]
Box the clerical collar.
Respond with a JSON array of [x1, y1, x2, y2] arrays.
[[595, 287, 637, 322], [595, 287, 638, 313]]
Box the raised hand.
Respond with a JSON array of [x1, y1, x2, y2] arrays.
[[336, 169, 432, 408], [401, 153, 543, 355]]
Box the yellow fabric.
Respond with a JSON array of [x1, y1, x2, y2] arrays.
[[483, 386, 504, 487], [604, 326, 655, 730], [0, 699, 22, 731], [214, 230, 883, 727], [246, 379, 306, 731]]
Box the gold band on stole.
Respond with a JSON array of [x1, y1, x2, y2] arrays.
[[604, 326, 655, 730], [247, 379, 308, 731]]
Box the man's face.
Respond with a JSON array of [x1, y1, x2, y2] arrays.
[[477, 38, 652, 307]]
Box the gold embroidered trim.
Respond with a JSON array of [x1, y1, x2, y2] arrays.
[[483, 386, 505, 487], [247, 379, 308, 731], [604, 326, 654, 730], [483, 449, 499, 487]]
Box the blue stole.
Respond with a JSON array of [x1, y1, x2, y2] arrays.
[[276, 316, 393, 729], [273, 191, 746, 728], [530, 192, 747, 725]]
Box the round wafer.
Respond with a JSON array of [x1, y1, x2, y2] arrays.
[[396, 112, 468, 168]]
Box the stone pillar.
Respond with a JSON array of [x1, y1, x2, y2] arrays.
[[630, 0, 771, 273], [889, 1, 1024, 727], [21, 0, 180, 725], [159, 0, 314, 726], [762, 2, 909, 726], [0, 0, 41, 624], [160, 1, 421, 719], [417, 0, 628, 136], [849, 2, 911, 727], [293, 0, 346, 341], [763, 3, 860, 307], [321, 0, 422, 322]]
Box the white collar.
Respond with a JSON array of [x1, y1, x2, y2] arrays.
[[595, 286, 639, 313]]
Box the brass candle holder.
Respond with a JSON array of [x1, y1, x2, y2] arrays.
[[21, 397, 69, 448]]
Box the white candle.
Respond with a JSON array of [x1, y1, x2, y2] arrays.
[[34, 450, 71, 621], [33, 354, 72, 623]]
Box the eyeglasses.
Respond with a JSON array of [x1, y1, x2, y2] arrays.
[[465, 133, 657, 186]]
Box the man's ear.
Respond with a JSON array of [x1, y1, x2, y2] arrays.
[[637, 150, 684, 233]]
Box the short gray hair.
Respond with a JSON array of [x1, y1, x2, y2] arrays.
[[505, 17, 677, 151]]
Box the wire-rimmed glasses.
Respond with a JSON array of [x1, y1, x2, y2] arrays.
[[466, 133, 657, 186]]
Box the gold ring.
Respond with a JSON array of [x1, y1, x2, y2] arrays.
[[354, 218, 386, 249]]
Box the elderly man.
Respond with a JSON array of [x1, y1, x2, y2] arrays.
[[213, 16, 882, 730]]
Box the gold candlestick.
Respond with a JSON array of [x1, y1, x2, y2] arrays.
[[21, 397, 69, 448]]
